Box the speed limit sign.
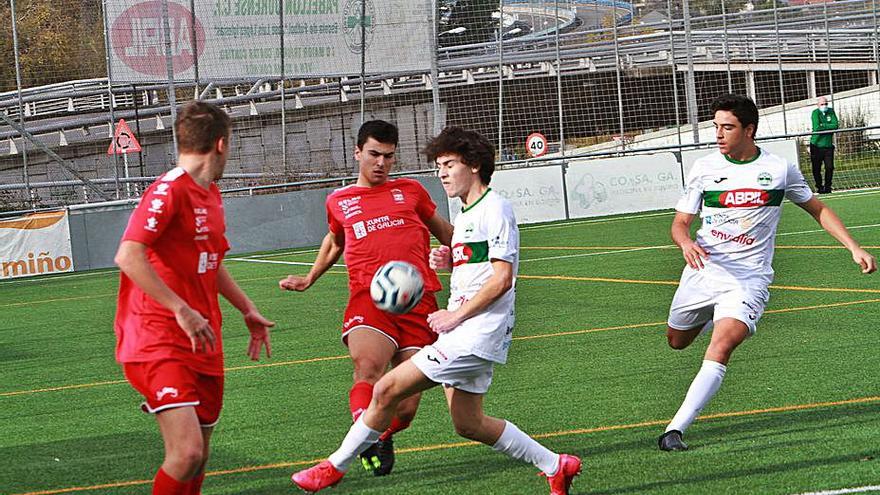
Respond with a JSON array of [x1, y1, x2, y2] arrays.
[[526, 132, 548, 157]]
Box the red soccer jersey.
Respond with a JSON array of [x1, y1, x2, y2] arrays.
[[115, 167, 230, 375], [326, 178, 441, 294]]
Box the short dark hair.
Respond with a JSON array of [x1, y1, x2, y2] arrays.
[[357, 120, 398, 148], [710, 94, 759, 137], [175, 101, 231, 154], [423, 127, 495, 185]]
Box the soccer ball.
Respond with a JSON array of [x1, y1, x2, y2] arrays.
[[370, 261, 425, 314]]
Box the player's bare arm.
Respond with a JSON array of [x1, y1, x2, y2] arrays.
[[427, 258, 513, 334], [671, 211, 709, 270], [218, 265, 275, 360], [425, 212, 454, 246], [279, 230, 345, 291], [115, 240, 215, 352], [796, 197, 877, 274]]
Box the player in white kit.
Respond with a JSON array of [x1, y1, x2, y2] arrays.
[[658, 94, 876, 451], [291, 127, 581, 494]]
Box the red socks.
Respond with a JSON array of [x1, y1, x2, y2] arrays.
[[380, 417, 411, 441], [186, 471, 205, 495], [153, 467, 187, 495], [349, 381, 374, 421]]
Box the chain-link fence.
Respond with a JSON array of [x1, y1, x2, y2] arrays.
[[1, 0, 879, 212]]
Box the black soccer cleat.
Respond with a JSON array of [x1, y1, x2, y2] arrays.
[[359, 439, 395, 476], [359, 443, 382, 474], [372, 438, 395, 476], [658, 430, 688, 451]]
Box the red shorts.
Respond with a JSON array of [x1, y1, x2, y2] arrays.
[[342, 287, 438, 351], [123, 359, 224, 427]]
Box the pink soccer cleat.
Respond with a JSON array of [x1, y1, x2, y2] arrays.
[[544, 454, 582, 495], [291, 460, 345, 493]]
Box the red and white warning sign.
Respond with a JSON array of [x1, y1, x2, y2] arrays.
[[526, 132, 548, 157], [107, 118, 142, 155]]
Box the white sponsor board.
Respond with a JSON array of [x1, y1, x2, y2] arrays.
[[681, 139, 800, 178], [0, 211, 74, 279], [447, 165, 567, 224], [106, 0, 432, 82], [565, 153, 683, 218]]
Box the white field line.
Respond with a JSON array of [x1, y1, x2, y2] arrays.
[[778, 223, 880, 237], [0, 270, 116, 285], [521, 245, 674, 263], [520, 211, 674, 231], [791, 485, 880, 495], [225, 258, 345, 268], [238, 247, 320, 259], [518, 188, 880, 232], [2, 191, 876, 285], [228, 222, 880, 268]]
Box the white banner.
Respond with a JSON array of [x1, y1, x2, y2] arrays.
[[0, 211, 74, 279], [681, 139, 800, 179], [106, 0, 432, 82], [447, 165, 567, 224], [565, 153, 683, 218]]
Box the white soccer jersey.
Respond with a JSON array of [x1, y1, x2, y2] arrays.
[[441, 188, 519, 364], [677, 148, 813, 283]]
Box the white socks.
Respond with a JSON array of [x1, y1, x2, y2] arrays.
[[491, 421, 560, 475], [328, 416, 381, 472], [666, 360, 727, 434]]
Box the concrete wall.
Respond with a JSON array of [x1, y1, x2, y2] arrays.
[[69, 175, 449, 271]]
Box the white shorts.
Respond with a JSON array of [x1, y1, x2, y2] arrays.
[[410, 342, 495, 394], [667, 268, 770, 335]]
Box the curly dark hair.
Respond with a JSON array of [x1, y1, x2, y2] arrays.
[[423, 127, 495, 185], [710, 94, 759, 138]]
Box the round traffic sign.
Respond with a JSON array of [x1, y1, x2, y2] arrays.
[[526, 132, 548, 157]]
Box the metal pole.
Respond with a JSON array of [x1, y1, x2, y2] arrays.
[[824, 1, 834, 102], [722, 0, 732, 93], [773, 0, 787, 134], [555, 0, 565, 156], [101, 0, 121, 198], [668, 0, 682, 148], [430, 0, 443, 135], [874, 0, 880, 108], [189, 0, 200, 97], [683, 0, 699, 144], [497, 0, 504, 157], [132, 84, 145, 178], [612, 5, 624, 149], [279, 0, 288, 174], [161, 0, 179, 157], [9, 0, 33, 206], [360, 0, 366, 123]]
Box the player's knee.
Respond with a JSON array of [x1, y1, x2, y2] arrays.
[[371, 378, 402, 411], [168, 444, 206, 475], [667, 331, 689, 350], [351, 357, 386, 382]]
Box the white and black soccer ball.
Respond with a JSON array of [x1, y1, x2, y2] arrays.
[[370, 261, 425, 314]]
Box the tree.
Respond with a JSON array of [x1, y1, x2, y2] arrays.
[[0, 0, 105, 92]]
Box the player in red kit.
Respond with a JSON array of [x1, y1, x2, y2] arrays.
[[114, 101, 274, 495], [280, 120, 453, 476]]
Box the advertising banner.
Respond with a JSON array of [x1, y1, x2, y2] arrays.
[[447, 165, 567, 224], [0, 211, 74, 280], [565, 153, 683, 218], [106, 0, 432, 82]]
